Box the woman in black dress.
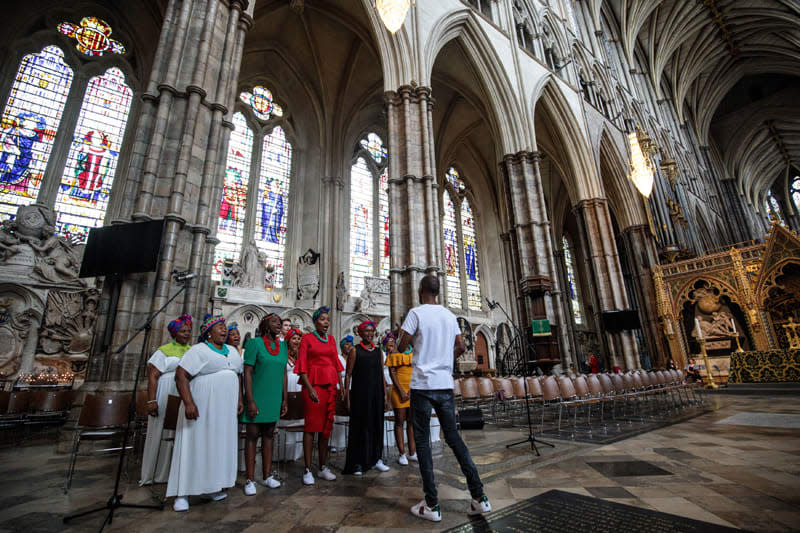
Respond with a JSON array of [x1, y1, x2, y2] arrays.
[[343, 320, 390, 476]]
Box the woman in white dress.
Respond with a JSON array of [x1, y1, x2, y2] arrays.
[[139, 314, 193, 485], [167, 315, 244, 512], [275, 327, 304, 461]]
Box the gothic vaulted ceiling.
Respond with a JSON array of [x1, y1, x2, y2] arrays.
[[594, 0, 800, 203]]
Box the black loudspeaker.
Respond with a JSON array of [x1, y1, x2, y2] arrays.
[[79, 220, 166, 278], [457, 408, 484, 430], [601, 310, 641, 331]]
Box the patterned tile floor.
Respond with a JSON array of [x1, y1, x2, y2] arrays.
[[0, 393, 798, 532]]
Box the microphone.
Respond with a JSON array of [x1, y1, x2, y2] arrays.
[[485, 298, 497, 310], [172, 270, 197, 282]]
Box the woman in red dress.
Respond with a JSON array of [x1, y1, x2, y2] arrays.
[[294, 306, 344, 485]]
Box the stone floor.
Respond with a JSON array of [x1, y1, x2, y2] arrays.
[[1, 393, 799, 532]]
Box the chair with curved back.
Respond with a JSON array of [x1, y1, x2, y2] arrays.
[[476, 377, 496, 423]]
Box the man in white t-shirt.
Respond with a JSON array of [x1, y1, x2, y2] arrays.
[[397, 275, 491, 522]]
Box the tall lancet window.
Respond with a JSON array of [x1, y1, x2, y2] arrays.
[[441, 167, 483, 311], [212, 86, 293, 286], [764, 190, 784, 224], [349, 132, 389, 296], [562, 235, 582, 324], [0, 46, 73, 220]]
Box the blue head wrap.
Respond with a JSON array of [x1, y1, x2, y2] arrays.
[[339, 334, 354, 350]]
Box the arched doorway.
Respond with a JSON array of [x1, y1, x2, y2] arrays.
[[475, 331, 489, 371]]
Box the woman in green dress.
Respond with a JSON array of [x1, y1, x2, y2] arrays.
[[241, 313, 288, 495]]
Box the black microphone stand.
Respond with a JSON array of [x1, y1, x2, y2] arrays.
[[488, 298, 554, 455], [63, 275, 191, 530]]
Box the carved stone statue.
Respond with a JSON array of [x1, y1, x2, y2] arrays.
[[0, 220, 22, 262], [0, 296, 36, 376], [456, 317, 477, 372], [356, 276, 389, 312], [296, 249, 320, 302], [335, 272, 346, 311], [237, 239, 266, 289], [37, 289, 99, 357]]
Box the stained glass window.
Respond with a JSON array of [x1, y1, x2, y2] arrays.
[[562, 236, 582, 324], [349, 157, 373, 295], [239, 86, 283, 121], [379, 169, 390, 278], [446, 167, 466, 193], [58, 17, 125, 57], [765, 191, 784, 224], [254, 126, 292, 287], [461, 198, 481, 310], [792, 175, 800, 211], [54, 67, 132, 243], [443, 190, 462, 308], [360, 132, 387, 163], [213, 112, 253, 280], [0, 46, 73, 220]]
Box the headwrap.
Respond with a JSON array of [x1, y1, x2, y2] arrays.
[[167, 314, 192, 338], [357, 320, 377, 337], [198, 313, 225, 342], [381, 331, 395, 349], [227, 322, 239, 332], [286, 328, 304, 341], [339, 334, 354, 350], [312, 306, 329, 323]]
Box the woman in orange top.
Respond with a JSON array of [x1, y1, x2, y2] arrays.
[[383, 332, 417, 465], [294, 306, 344, 485]]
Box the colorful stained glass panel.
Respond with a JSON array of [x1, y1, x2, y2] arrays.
[[792, 175, 800, 211], [563, 236, 582, 324], [379, 168, 389, 278], [446, 166, 466, 193], [461, 198, 481, 310], [359, 132, 387, 163], [765, 191, 784, 223], [213, 112, 253, 280], [239, 86, 283, 121], [54, 67, 132, 243], [349, 157, 373, 296], [443, 190, 462, 308], [0, 46, 73, 221], [58, 17, 125, 57], [254, 126, 292, 287]]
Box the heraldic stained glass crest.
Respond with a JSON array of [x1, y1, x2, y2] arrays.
[[213, 112, 253, 279], [349, 156, 373, 295], [461, 198, 481, 310], [58, 17, 126, 57], [443, 190, 462, 308], [360, 132, 387, 163], [0, 46, 73, 221], [239, 86, 283, 121], [254, 126, 292, 287], [54, 67, 133, 243]]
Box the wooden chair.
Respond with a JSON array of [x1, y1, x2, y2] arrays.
[[476, 377, 496, 423], [25, 390, 72, 437], [539, 376, 561, 433], [460, 378, 480, 409], [0, 391, 31, 442], [151, 394, 181, 489], [64, 393, 132, 492]]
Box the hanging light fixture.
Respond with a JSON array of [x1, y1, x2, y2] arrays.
[[376, 0, 412, 34], [628, 131, 654, 198]]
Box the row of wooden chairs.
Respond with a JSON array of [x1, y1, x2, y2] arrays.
[[0, 390, 75, 442]]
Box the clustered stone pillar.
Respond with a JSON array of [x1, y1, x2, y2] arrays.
[[575, 198, 639, 370], [619, 224, 667, 367], [500, 151, 567, 360], [88, 0, 252, 386], [384, 85, 442, 327]]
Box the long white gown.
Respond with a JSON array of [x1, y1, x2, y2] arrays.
[[275, 359, 304, 461], [166, 343, 242, 497], [139, 349, 181, 485]]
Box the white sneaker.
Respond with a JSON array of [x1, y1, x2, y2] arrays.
[[243, 480, 256, 496], [398, 454, 409, 466], [173, 496, 189, 512], [409, 452, 418, 462], [353, 467, 363, 476], [468, 495, 492, 516], [261, 475, 281, 489], [206, 490, 227, 501], [375, 459, 390, 472], [330, 447, 338, 453], [410, 499, 442, 522], [318, 465, 336, 481], [303, 469, 315, 485]]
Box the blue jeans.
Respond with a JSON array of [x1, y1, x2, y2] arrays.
[[410, 389, 484, 507]]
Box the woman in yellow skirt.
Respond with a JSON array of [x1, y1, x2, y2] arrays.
[[383, 332, 417, 465]]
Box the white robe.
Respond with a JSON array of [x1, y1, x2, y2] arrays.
[[139, 349, 181, 485], [275, 359, 304, 461], [166, 343, 242, 497]]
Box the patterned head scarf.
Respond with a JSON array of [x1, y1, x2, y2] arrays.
[[339, 334, 354, 350], [167, 314, 192, 338], [357, 320, 377, 337], [286, 328, 304, 341], [381, 331, 396, 350], [227, 322, 239, 332], [199, 314, 225, 342], [312, 306, 330, 324]]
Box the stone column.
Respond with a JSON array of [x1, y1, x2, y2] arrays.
[[90, 0, 252, 385], [384, 85, 441, 326], [575, 198, 639, 370], [321, 175, 344, 333], [619, 224, 668, 367], [499, 151, 565, 360]]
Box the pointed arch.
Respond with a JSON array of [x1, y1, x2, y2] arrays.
[[598, 127, 647, 229]]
